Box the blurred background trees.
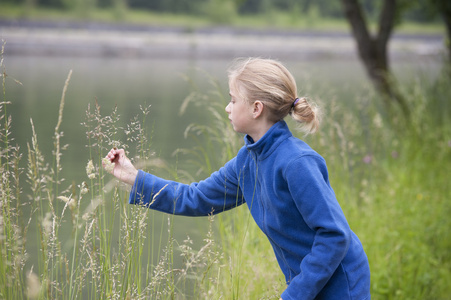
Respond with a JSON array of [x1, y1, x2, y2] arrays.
[[340, 0, 449, 118], [3, 0, 446, 25], [341, 0, 408, 117]]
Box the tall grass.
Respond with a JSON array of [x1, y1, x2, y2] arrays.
[[0, 46, 224, 299], [1, 40, 450, 299], [311, 71, 451, 299]]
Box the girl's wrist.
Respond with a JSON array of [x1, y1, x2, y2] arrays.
[[126, 169, 138, 186]]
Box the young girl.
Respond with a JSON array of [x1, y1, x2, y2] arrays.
[[104, 58, 371, 300]]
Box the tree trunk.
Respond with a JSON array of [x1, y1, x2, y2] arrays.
[[437, 0, 451, 62], [445, 20, 451, 63], [340, 0, 410, 117]]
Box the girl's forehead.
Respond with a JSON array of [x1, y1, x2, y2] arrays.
[[229, 79, 242, 92], [228, 84, 238, 96]]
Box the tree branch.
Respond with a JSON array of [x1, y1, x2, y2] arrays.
[[340, 0, 410, 117], [340, 0, 373, 47]]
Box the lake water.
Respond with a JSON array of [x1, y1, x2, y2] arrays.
[[1, 52, 442, 285], [5, 54, 441, 169]]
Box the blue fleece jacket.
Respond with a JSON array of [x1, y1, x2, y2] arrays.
[[129, 120, 371, 300]]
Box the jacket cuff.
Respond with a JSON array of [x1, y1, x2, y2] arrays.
[[129, 169, 146, 205]]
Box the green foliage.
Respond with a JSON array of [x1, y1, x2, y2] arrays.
[[203, 0, 238, 25], [0, 2, 445, 33], [0, 0, 446, 25]]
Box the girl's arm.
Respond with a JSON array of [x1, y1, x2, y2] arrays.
[[129, 158, 244, 216], [104, 148, 244, 216]]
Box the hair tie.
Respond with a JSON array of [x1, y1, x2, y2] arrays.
[[292, 98, 300, 108]]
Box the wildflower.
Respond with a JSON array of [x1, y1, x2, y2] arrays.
[[86, 160, 96, 179], [391, 151, 399, 159], [363, 155, 373, 164]]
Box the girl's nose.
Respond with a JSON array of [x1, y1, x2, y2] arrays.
[[225, 103, 231, 113]]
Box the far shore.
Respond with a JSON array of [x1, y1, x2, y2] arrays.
[[0, 19, 446, 61]]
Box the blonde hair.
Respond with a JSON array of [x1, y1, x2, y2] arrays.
[[228, 57, 320, 135]]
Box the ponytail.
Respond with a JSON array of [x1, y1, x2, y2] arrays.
[[290, 97, 321, 135]]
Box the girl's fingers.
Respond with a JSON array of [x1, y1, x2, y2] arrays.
[[108, 148, 124, 163], [105, 148, 119, 162]]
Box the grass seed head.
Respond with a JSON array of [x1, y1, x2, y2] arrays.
[[86, 160, 96, 179], [102, 157, 115, 174], [26, 270, 41, 299], [79, 181, 89, 195]]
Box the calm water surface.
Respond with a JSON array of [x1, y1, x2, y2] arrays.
[[6, 55, 440, 171]]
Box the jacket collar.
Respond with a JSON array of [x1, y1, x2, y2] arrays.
[[244, 120, 292, 160]]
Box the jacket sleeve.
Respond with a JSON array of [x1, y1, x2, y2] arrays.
[[281, 155, 351, 300], [129, 157, 244, 216]]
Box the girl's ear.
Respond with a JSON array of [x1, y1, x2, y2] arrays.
[[253, 100, 264, 118]]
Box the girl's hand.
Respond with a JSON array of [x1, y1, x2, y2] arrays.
[[103, 148, 138, 186]]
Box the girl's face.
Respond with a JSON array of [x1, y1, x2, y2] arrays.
[[225, 86, 254, 135]]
